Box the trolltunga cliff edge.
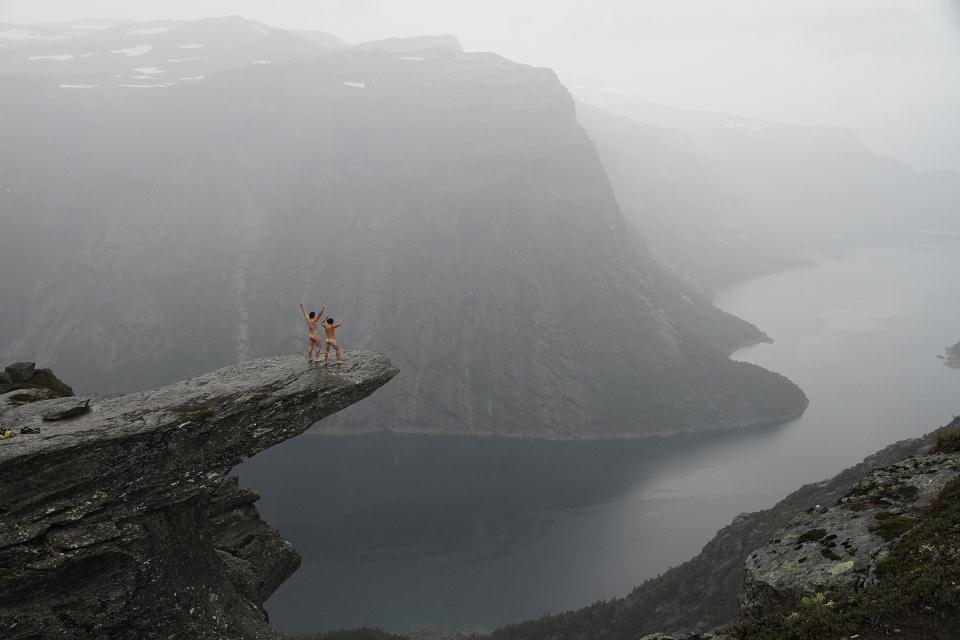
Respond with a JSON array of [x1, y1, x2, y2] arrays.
[[0, 351, 397, 640]]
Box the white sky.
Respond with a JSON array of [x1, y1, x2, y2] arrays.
[[3, 0, 960, 171]]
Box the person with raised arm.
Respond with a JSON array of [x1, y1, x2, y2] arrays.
[[299, 303, 325, 363], [322, 316, 345, 366]]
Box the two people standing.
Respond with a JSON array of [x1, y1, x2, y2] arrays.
[[299, 303, 344, 366]]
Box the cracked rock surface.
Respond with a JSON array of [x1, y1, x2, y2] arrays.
[[741, 451, 960, 614], [0, 351, 397, 639]]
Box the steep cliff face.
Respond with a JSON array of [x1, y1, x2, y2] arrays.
[[577, 104, 802, 292], [0, 17, 806, 439], [582, 99, 960, 244], [0, 352, 397, 640]]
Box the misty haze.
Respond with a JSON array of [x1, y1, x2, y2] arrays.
[[1, 3, 959, 640]]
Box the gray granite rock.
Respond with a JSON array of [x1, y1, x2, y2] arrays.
[[0, 350, 397, 640], [39, 396, 91, 421], [0, 387, 52, 407], [4, 362, 35, 383], [741, 452, 960, 614]]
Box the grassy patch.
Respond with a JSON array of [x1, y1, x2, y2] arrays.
[[935, 426, 960, 453], [21, 368, 74, 398], [870, 514, 917, 542]]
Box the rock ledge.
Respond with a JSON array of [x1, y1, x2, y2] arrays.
[[0, 351, 397, 640]]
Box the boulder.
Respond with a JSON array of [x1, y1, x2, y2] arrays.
[[5, 362, 35, 383], [40, 397, 92, 421], [741, 452, 960, 615]]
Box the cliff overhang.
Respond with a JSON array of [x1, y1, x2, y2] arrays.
[[0, 351, 398, 640]]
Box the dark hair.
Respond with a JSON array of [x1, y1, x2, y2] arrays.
[[326, 317, 334, 324], [308, 311, 316, 319]]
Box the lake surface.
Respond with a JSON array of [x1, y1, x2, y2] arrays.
[[237, 237, 960, 636]]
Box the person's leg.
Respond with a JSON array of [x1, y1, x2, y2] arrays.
[[323, 340, 331, 366], [306, 339, 314, 362], [334, 340, 343, 364]]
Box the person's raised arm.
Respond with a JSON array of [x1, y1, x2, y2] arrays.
[[333, 318, 344, 328], [299, 303, 309, 321], [317, 306, 326, 322]]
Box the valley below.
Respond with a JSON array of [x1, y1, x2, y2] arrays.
[[238, 236, 960, 635]]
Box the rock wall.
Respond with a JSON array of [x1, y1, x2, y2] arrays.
[[0, 352, 397, 639]]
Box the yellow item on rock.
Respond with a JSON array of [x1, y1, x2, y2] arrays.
[[0, 430, 14, 439]]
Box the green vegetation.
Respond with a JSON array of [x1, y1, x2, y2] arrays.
[[870, 513, 917, 542], [23, 368, 75, 397], [729, 476, 960, 640], [8, 367, 75, 400], [935, 424, 960, 453]]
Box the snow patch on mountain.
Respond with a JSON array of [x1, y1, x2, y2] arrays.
[[111, 44, 153, 56], [0, 28, 42, 40], [28, 54, 75, 61], [127, 26, 176, 35]]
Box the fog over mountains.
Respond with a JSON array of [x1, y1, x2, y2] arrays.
[[0, 16, 850, 438], [576, 105, 802, 292], [588, 98, 960, 246]]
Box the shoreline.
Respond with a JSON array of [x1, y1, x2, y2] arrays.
[[307, 402, 809, 443]]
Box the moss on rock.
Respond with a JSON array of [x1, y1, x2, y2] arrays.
[[729, 475, 960, 639]]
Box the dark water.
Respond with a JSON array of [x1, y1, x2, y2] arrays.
[[237, 239, 960, 635]]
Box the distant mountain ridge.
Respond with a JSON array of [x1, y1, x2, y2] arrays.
[[583, 98, 960, 245], [0, 16, 806, 439], [577, 104, 805, 291]]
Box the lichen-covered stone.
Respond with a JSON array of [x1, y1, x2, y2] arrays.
[[0, 350, 397, 640], [741, 452, 960, 615]]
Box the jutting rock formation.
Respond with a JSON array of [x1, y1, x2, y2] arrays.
[[0, 351, 397, 640]]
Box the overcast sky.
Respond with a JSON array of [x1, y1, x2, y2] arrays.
[[3, 0, 959, 171]]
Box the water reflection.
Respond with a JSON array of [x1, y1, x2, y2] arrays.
[[238, 422, 792, 634]]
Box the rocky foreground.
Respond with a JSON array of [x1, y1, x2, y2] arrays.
[[0, 352, 397, 640]]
